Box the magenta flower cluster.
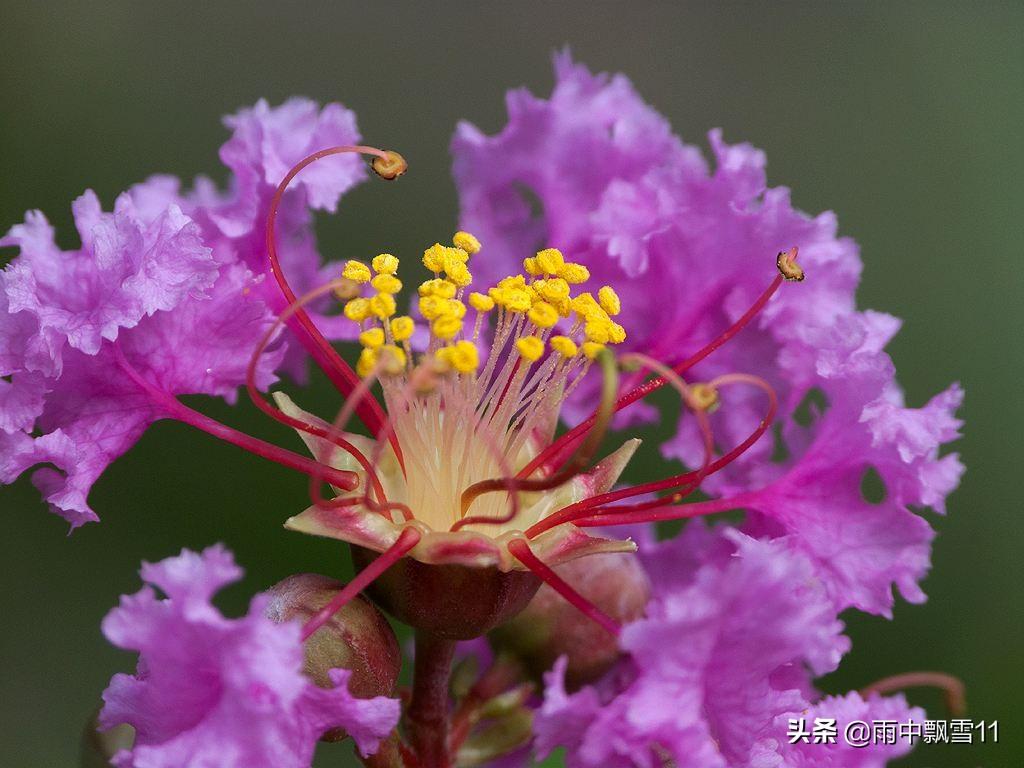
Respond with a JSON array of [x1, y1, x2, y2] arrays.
[[0, 53, 963, 767]]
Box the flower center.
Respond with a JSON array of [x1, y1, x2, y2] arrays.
[[336, 234, 627, 533]]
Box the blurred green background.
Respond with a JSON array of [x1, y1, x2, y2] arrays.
[[1, 2, 1021, 766]]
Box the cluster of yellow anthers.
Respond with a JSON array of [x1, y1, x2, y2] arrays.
[[339, 232, 626, 381]]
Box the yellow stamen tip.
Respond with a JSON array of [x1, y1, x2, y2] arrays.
[[468, 292, 495, 312], [453, 231, 481, 255], [369, 293, 397, 319], [440, 340, 479, 373], [550, 335, 579, 358], [359, 327, 385, 349], [371, 273, 402, 294], [582, 341, 606, 360], [516, 336, 545, 362], [528, 301, 559, 329], [390, 316, 415, 342], [558, 262, 590, 284], [356, 347, 378, 377], [343, 297, 372, 322], [535, 248, 565, 275], [372, 253, 400, 274], [432, 315, 463, 340], [342, 260, 372, 284], [597, 285, 621, 316], [419, 278, 457, 299]]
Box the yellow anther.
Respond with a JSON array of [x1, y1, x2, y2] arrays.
[[445, 299, 467, 320], [356, 347, 378, 377], [597, 286, 621, 316], [571, 292, 603, 318], [468, 292, 495, 312], [390, 316, 415, 342], [582, 341, 606, 360], [516, 336, 545, 362], [377, 344, 407, 374], [432, 315, 463, 340], [555, 296, 572, 317], [369, 293, 397, 319], [688, 383, 720, 412], [608, 322, 626, 344], [419, 278, 457, 298], [535, 248, 565, 275], [558, 262, 590, 284], [504, 288, 532, 313], [445, 262, 473, 288], [372, 253, 400, 274], [423, 243, 448, 273], [342, 260, 372, 284], [523, 256, 542, 276], [550, 335, 579, 358], [584, 321, 611, 344], [359, 327, 385, 349], [528, 301, 559, 328], [344, 298, 372, 322], [419, 295, 446, 320], [371, 273, 403, 294], [498, 274, 527, 290], [535, 278, 570, 303], [453, 231, 481, 255], [442, 340, 479, 373]]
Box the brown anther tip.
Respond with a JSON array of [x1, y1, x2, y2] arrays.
[[776, 247, 804, 282], [371, 150, 407, 180], [688, 383, 720, 412]]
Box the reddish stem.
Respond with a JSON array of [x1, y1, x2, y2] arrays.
[[507, 539, 619, 636], [301, 527, 421, 640], [266, 145, 404, 470], [407, 631, 457, 768]]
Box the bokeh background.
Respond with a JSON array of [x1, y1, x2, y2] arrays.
[[1, 2, 1021, 766]]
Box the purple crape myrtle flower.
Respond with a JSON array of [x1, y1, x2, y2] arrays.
[[0, 54, 968, 768], [0, 98, 367, 527], [452, 52, 963, 617], [99, 545, 400, 767], [533, 525, 921, 768]]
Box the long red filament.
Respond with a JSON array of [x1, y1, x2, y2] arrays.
[[246, 278, 387, 504], [114, 346, 358, 491], [507, 539, 619, 636], [266, 144, 404, 470], [524, 373, 777, 537], [519, 272, 785, 480], [301, 527, 421, 640], [310, 366, 414, 522], [861, 672, 967, 716], [570, 493, 757, 528]]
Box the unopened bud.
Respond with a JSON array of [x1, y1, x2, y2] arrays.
[[490, 552, 649, 689], [371, 150, 407, 180], [265, 573, 401, 742], [81, 710, 134, 767]]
